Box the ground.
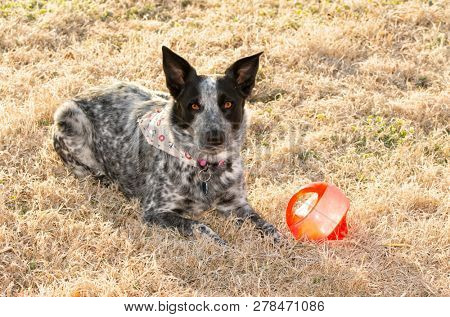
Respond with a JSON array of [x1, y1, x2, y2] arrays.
[[0, 0, 448, 296]]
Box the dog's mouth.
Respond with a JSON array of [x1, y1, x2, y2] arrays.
[[198, 145, 226, 155]]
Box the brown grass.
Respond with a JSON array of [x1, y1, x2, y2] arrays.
[[0, 0, 449, 296]]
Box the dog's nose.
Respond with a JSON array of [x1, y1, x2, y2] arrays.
[[205, 129, 225, 147]]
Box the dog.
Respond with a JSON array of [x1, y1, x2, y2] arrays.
[[52, 46, 281, 244]]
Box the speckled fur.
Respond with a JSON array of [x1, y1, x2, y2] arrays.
[[53, 48, 281, 244]]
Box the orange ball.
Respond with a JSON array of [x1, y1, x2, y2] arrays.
[[286, 182, 350, 240]]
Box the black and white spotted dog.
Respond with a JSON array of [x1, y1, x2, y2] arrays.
[[53, 46, 281, 244]]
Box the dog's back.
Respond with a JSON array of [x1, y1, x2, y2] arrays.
[[53, 82, 168, 197]]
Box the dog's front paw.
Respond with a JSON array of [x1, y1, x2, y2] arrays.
[[192, 223, 227, 245], [261, 223, 282, 243]]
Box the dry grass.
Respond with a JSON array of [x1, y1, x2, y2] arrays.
[[0, 0, 449, 296]]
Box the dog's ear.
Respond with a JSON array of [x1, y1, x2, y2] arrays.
[[162, 46, 197, 98], [225, 52, 262, 98]]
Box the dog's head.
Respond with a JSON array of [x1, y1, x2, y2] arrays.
[[162, 46, 261, 159]]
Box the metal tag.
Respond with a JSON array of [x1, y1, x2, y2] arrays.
[[201, 181, 208, 195]]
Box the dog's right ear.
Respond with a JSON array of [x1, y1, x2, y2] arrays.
[[162, 46, 197, 98]]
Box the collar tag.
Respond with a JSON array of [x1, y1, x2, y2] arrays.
[[201, 181, 208, 195]]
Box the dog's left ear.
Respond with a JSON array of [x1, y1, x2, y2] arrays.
[[225, 52, 263, 98]]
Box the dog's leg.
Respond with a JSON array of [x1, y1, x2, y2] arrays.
[[143, 206, 226, 245], [216, 194, 281, 242], [53, 101, 106, 180]]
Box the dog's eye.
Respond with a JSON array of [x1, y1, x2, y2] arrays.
[[223, 101, 233, 109], [190, 103, 200, 111]]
